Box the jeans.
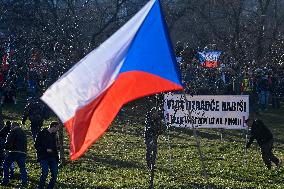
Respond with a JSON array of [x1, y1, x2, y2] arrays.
[[259, 90, 270, 110], [2, 152, 27, 186], [38, 157, 58, 189]]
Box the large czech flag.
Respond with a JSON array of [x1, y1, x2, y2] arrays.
[[41, 0, 183, 160]]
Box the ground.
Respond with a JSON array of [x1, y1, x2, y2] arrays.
[[0, 99, 283, 189]]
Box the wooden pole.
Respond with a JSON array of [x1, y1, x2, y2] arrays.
[[181, 91, 211, 189], [243, 126, 249, 167], [58, 121, 66, 165]]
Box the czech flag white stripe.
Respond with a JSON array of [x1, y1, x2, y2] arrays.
[[41, 0, 156, 123]]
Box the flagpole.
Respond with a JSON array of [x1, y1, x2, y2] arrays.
[[181, 91, 211, 189], [165, 128, 174, 176], [243, 125, 249, 167], [57, 118, 66, 166], [163, 95, 179, 178], [243, 97, 250, 167]]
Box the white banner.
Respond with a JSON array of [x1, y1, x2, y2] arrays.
[[164, 94, 249, 129]]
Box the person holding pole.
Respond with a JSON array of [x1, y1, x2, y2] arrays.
[[144, 98, 165, 189], [246, 116, 282, 169]]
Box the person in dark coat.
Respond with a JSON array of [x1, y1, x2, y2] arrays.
[[35, 121, 60, 189], [246, 118, 282, 169], [257, 74, 270, 111], [145, 102, 165, 189], [22, 97, 50, 141], [0, 82, 17, 105], [0, 121, 15, 177], [145, 106, 164, 171], [0, 121, 11, 167], [1, 122, 28, 187]]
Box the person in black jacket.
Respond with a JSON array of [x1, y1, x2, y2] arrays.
[[0, 121, 11, 166], [1, 122, 28, 187], [35, 121, 60, 189], [246, 118, 282, 169], [22, 97, 50, 141], [144, 102, 165, 189], [0, 121, 15, 178], [145, 106, 164, 171]]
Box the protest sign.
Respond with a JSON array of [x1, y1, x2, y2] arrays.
[[164, 94, 249, 129]]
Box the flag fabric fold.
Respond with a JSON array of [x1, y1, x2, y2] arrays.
[[41, 0, 183, 160]]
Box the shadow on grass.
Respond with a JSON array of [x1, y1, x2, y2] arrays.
[[157, 182, 250, 189], [80, 155, 145, 170], [112, 118, 249, 144], [56, 181, 111, 189]]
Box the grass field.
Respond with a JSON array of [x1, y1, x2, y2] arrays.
[[1, 99, 283, 189]]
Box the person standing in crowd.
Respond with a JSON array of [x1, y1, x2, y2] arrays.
[[0, 82, 17, 105], [22, 97, 49, 141], [246, 115, 282, 170], [1, 122, 28, 187], [144, 99, 165, 189], [35, 121, 60, 189], [0, 121, 15, 178], [241, 72, 252, 95], [241, 71, 259, 113], [270, 71, 281, 109], [257, 71, 270, 111], [0, 121, 11, 167]]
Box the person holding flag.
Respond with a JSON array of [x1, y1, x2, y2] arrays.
[[144, 95, 165, 188]]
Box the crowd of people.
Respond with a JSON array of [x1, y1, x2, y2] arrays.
[[143, 50, 284, 186], [178, 55, 284, 113], [0, 34, 62, 106], [1, 35, 284, 187], [0, 97, 60, 188], [0, 56, 56, 106]]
